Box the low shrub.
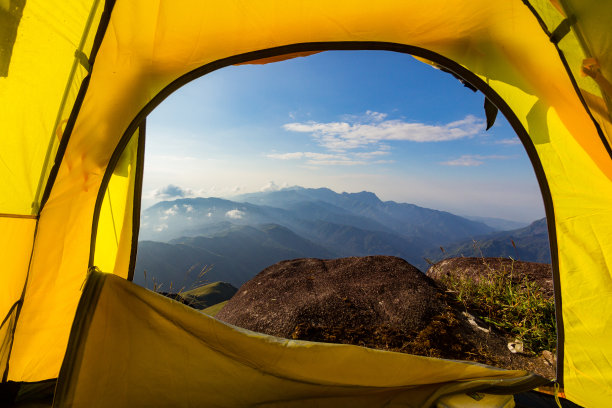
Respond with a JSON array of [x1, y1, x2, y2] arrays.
[[439, 258, 556, 355]]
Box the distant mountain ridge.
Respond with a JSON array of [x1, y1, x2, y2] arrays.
[[135, 223, 335, 287], [141, 187, 495, 244], [462, 215, 528, 231], [136, 186, 548, 288], [234, 187, 496, 244], [425, 218, 551, 265]]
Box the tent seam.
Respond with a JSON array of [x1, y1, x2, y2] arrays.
[[521, 0, 612, 162]]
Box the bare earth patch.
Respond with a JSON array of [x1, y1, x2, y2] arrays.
[[216, 256, 555, 378]]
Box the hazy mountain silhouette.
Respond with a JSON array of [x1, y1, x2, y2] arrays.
[[135, 223, 336, 288], [425, 218, 551, 265], [136, 186, 547, 288]]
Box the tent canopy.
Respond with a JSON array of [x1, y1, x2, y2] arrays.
[[1, 1, 612, 407]]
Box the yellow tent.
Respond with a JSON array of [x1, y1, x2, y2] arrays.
[[1, 1, 611, 406]]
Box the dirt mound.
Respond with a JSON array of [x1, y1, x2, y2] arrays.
[[427, 257, 554, 298], [218, 256, 444, 337], [216, 256, 554, 378]]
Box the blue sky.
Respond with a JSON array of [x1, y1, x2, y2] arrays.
[[143, 50, 545, 223]]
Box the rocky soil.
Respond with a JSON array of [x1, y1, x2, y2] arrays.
[[216, 256, 555, 378]]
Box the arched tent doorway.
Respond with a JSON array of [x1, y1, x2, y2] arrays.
[[2, 2, 611, 407], [92, 41, 559, 283], [88, 40, 562, 372]]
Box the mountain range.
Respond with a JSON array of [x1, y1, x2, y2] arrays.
[[135, 186, 549, 288], [425, 217, 551, 265]]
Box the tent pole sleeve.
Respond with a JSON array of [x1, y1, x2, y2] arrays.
[[521, 0, 612, 161], [38, 0, 118, 213], [31, 0, 102, 215], [127, 120, 147, 282], [88, 121, 144, 270]]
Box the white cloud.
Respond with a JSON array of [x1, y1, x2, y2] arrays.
[[307, 159, 367, 166], [440, 154, 513, 167], [225, 209, 245, 219], [164, 205, 178, 216], [207, 212, 212, 217], [365, 110, 387, 122], [183, 204, 194, 212], [266, 150, 391, 166], [155, 224, 168, 232], [260, 181, 286, 192], [267, 152, 342, 161], [153, 184, 194, 199], [353, 150, 390, 159], [495, 138, 521, 146], [269, 112, 487, 169], [283, 114, 485, 151], [440, 155, 485, 167], [341, 110, 388, 123]]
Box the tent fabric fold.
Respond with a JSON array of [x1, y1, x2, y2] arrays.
[[54, 272, 548, 408]]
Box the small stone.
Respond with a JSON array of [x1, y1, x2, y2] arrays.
[[542, 350, 555, 366], [507, 339, 524, 354]]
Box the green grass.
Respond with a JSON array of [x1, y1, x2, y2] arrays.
[[201, 300, 228, 317], [181, 281, 226, 297], [144, 264, 214, 294], [440, 258, 556, 355]]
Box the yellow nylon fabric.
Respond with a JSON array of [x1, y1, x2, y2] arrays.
[[528, 0, 612, 149], [557, 0, 612, 147], [93, 129, 140, 278], [0, 216, 36, 373], [54, 272, 542, 407], [0, 0, 102, 215], [0, 217, 35, 329], [537, 108, 612, 407], [0, 307, 17, 378], [487, 2, 612, 405], [6, 2, 611, 405]]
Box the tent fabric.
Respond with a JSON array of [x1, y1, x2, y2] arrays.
[[0, 0, 105, 379], [529, 0, 612, 148], [0, 0, 103, 374], [0, 216, 36, 379], [1, 0, 611, 406], [54, 271, 547, 408], [0, 217, 35, 334], [0, 0, 104, 216], [92, 125, 143, 279]]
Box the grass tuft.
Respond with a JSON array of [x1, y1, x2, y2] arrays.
[[440, 257, 556, 355]]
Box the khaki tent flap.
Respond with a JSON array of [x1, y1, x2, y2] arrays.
[[54, 272, 547, 408]]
